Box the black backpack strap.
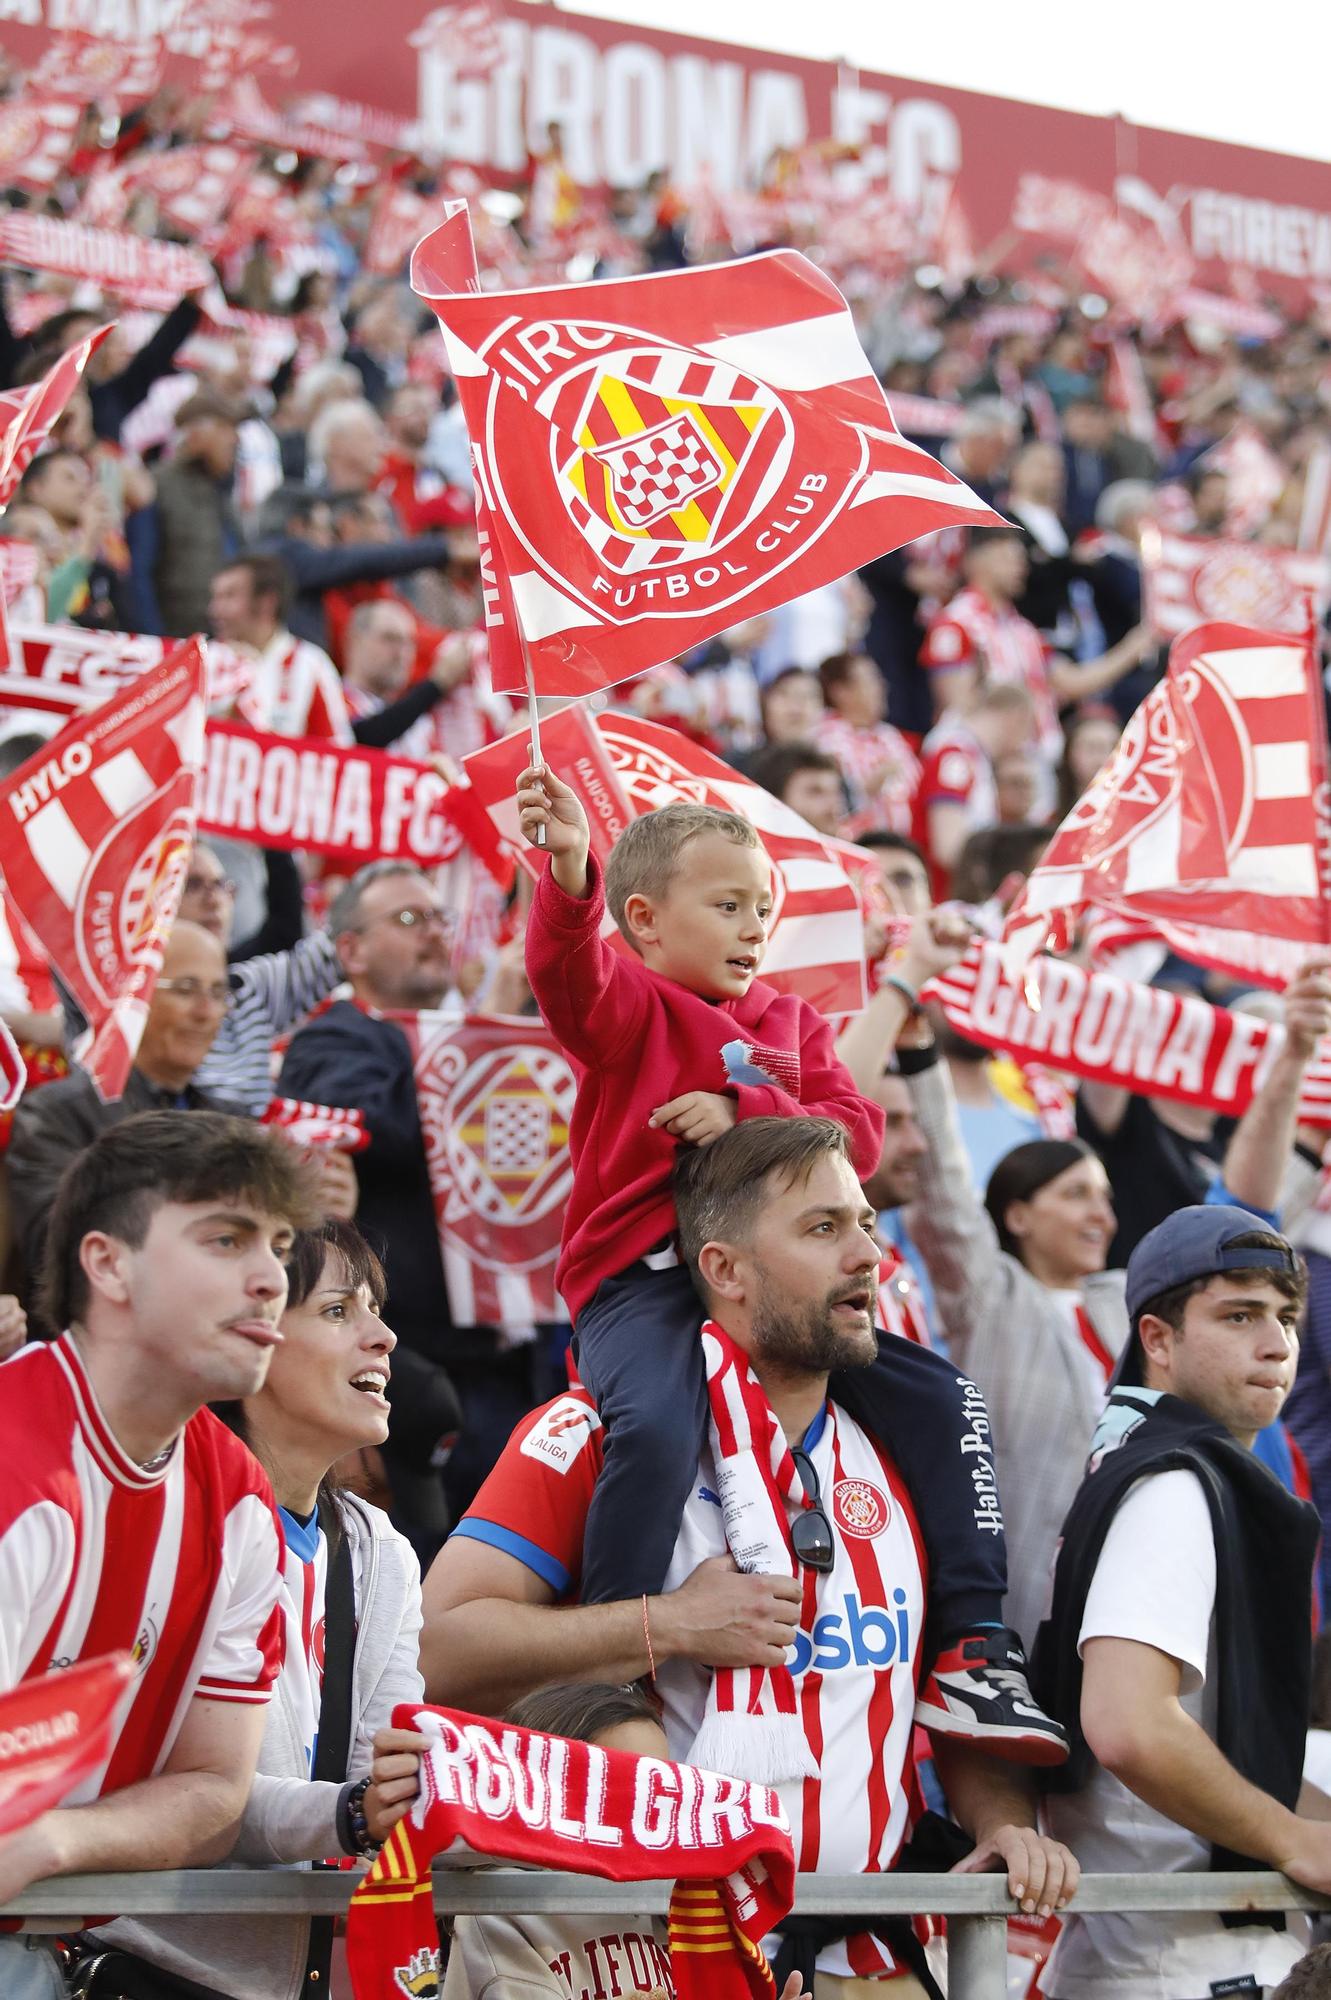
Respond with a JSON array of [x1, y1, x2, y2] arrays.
[[300, 1493, 358, 1994]]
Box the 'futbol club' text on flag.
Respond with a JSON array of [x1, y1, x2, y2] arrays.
[[413, 222, 1004, 698], [462, 707, 868, 1016], [0, 640, 206, 1100], [1004, 619, 1331, 975]]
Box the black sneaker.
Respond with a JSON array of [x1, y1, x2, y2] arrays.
[[914, 1627, 1069, 1766]]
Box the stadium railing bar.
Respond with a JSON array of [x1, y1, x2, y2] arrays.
[[5, 1871, 1330, 1998]]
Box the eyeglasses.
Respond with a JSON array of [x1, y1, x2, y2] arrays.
[[789, 1445, 835, 1574], [184, 873, 236, 897], [155, 977, 232, 1007], [362, 906, 449, 932]]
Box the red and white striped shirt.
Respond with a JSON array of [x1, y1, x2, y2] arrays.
[[456, 1390, 928, 1982], [236, 631, 353, 745], [0, 1334, 285, 1806], [919, 586, 1060, 757], [912, 713, 996, 890], [813, 715, 921, 838]]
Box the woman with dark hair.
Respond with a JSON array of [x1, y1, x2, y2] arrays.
[[839, 914, 1128, 1652], [82, 1220, 427, 2000], [442, 1684, 808, 2000]]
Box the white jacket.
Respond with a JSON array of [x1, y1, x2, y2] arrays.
[[98, 1491, 423, 2000]]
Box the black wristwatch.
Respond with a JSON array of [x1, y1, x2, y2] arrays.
[[337, 1776, 383, 1857]]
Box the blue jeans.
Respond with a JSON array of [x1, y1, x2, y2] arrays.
[[0, 1936, 65, 1998]]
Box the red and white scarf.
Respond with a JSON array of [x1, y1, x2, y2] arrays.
[[346, 1703, 794, 2000], [689, 1322, 818, 1785]]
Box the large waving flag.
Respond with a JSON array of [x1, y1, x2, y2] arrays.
[[1005, 620, 1331, 983], [412, 212, 1003, 699], [0, 324, 113, 507], [0, 640, 207, 1100], [462, 707, 868, 1015]]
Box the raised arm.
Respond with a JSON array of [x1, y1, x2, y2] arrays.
[[1221, 957, 1331, 1217]]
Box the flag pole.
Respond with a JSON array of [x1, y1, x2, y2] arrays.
[[523, 642, 546, 849]]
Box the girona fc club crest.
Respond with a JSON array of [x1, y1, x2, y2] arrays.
[[75, 794, 194, 1006], [545, 340, 791, 576], [833, 1478, 890, 1539], [1192, 544, 1298, 627], [409, 1016, 576, 1325]]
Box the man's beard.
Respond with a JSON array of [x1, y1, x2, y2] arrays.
[[750, 1275, 878, 1376]]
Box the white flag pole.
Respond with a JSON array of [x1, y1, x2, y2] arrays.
[[523, 642, 546, 848]]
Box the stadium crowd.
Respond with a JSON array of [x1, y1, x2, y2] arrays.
[[4, 47, 1331, 2000]]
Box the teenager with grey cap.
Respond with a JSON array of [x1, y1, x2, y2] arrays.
[[1034, 1204, 1330, 1999]]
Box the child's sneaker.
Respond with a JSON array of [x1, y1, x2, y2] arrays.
[[913, 1627, 1069, 1765]]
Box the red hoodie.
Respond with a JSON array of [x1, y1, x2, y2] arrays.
[[526, 856, 885, 1322]]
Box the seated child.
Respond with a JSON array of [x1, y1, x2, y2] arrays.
[[517, 760, 1065, 1760]]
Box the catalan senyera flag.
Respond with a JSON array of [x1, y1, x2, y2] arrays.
[[412, 212, 1004, 698]]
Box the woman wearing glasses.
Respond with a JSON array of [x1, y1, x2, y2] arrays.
[[75, 1219, 429, 2000]]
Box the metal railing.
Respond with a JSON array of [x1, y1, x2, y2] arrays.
[[5, 1869, 1329, 1997]]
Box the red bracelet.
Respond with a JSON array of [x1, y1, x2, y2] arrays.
[[642, 1594, 657, 1680]]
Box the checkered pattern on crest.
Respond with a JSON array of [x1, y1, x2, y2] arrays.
[[591, 414, 724, 528], [485, 1093, 550, 1176]]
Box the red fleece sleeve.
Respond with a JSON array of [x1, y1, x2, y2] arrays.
[[730, 1003, 884, 1178], [524, 853, 646, 1070]]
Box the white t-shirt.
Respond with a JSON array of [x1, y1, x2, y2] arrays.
[[1042, 1470, 1304, 1998]]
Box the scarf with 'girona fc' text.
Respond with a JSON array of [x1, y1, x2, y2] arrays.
[[345, 1704, 795, 2000]]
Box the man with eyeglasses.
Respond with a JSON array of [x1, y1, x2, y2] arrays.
[[422, 1115, 1077, 1999], [8, 924, 246, 1315], [278, 861, 466, 1556]]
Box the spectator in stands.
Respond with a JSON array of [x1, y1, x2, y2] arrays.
[[745, 741, 847, 837], [858, 532, 960, 739], [277, 864, 474, 1554], [208, 552, 353, 742], [8, 922, 244, 1303], [307, 396, 388, 496], [342, 602, 477, 752], [1035, 1205, 1328, 1995], [0, 1111, 320, 1993], [913, 681, 1038, 894], [380, 381, 470, 534], [939, 399, 1021, 508], [855, 829, 933, 918], [175, 842, 345, 1116], [1006, 440, 1077, 648], [344, 290, 413, 411], [1059, 397, 1115, 536], [812, 650, 920, 836], [141, 389, 243, 637], [1186, 462, 1231, 535], [255, 484, 457, 657], [442, 1682, 680, 2000], [994, 748, 1042, 827], [753, 665, 826, 751], [86, 1219, 428, 1999], [422, 1114, 1080, 1990], [1054, 707, 1122, 820], [13, 448, 121, 627]]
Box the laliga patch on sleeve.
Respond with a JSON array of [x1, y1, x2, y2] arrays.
[[519, 1396, 602, 1474], [924, 621, 965, 665], [937, 749, 975, 795]]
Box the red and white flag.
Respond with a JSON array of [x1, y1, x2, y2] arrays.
[[0, 621, 251, 725], [412, 217, 1003, 698], [1142, 526, 1329, 640], [123, 143, 255, 238], [1299, 441, 1331, 558], [462, 705, 868, 1016], [0, 96, 82, 191], [1103, 336, 1162, 454], [1201, 421, 1288, 540], [1004, 620, 1331, 973], [399, 1010, 574, 1328], [27, 31, 163, 107], [364, 185, 433, 278], [0, 1016, 23, 1115], [0, 1653, 136, 1841], [262, 1097, 369, 1152], [0, 215, 211, 309], [409, 0, 508, 80], [0, 640, 207, 1100], [0, 324, 113, 511]]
